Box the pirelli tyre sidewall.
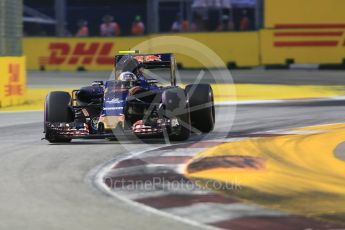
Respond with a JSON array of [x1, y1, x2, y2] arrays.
[[162, 87, 191, 141], [185, 84, 215, 133], [45, 91, 74, 143]]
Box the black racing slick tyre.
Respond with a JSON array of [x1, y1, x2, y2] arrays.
[[185, 84, 215, 133], [162, 88, 191, 141], [44, 91, 74, 143]]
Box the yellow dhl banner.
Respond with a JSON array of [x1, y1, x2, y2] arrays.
[[23, 33, 260, 71], [23, 31, 345, 70], [263, 0, 345, 65], [265, 0, 345, 29], [260, 29, 345, 65], [0, 56, 26, 107], [24, 37, 144, 71]]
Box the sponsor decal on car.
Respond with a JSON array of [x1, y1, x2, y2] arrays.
[[104, 107, 123, 111], [133, 55, 162, 63], [106, 98, 124, 104]]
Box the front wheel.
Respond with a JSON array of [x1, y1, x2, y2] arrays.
[[44, 91, 74, 143], [185, 84, 215, 133], [162, 88, 191, 141]]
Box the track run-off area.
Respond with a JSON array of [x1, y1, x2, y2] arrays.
[[1, 70, 345, 229], [186, 123, 345, 225]]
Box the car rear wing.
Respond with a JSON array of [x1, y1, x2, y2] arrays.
[[115, 53, 173, 68], [114, 53, 177, 86]]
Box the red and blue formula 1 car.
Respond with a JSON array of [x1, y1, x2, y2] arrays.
[[44, 51, 215, 143]]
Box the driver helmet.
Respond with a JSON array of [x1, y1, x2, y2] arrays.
[[118, 71, 136, 82]]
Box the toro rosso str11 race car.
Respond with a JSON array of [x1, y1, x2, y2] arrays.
[[44, 51, 215, 143]]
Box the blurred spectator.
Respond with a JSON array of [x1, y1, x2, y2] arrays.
[[239, 9, 250, 30], [193, 12, 207, 31], [220, 0, 234, 31], [216, 15, 234, 31], [100, 15, 121, 36], [221, 0, 233, 9], [131, 15, 145, 36], [192, 0, 234, 31], [171, 13, 195, 32], [76, 19, 89, 37], [181, 20, 196, 32], [192, 0, 208, 31], [232, 0, 256, 8], [171, 13, 182, 32]]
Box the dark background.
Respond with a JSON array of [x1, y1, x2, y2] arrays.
[[24, 0, 256, 36]]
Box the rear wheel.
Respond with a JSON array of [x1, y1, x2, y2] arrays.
[[185, 84, 215, 133], [162, 88, 191, 141], [44, 91, 74, 143]]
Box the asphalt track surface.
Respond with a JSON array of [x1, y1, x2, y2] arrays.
[[1, 70, 345, 229], [28, 69, 345, 87]]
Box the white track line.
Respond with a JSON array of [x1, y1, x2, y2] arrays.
[[164, 203, 287, 224]]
